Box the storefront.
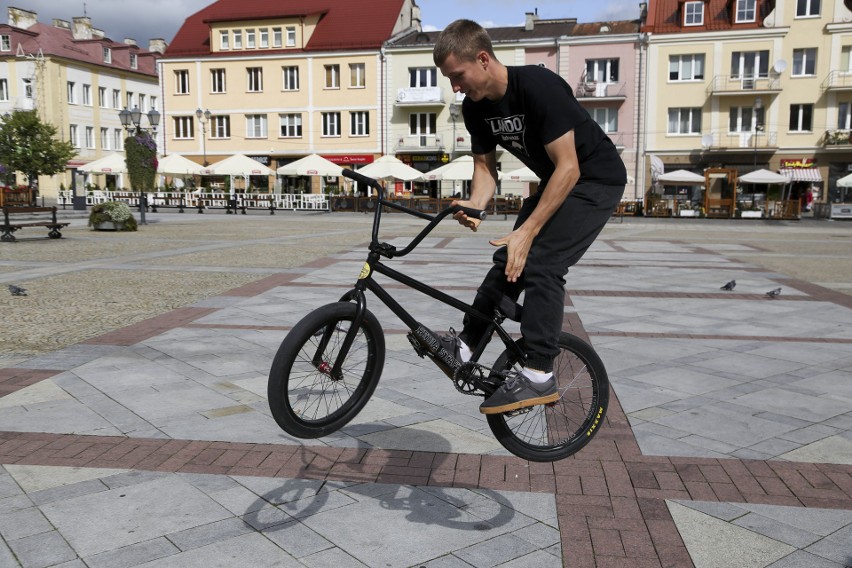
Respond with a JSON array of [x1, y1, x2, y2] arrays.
[[397, 153, 450, 198]]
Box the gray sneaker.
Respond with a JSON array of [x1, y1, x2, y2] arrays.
[[438, 328, 464, 362], [479, 372, 558, 414]]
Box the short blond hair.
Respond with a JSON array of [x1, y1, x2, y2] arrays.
[[433, 19, 496, 66]]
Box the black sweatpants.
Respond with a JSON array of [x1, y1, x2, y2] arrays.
[[460, 181, 624, 372]]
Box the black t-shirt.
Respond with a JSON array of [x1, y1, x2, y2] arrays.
[[463, 65, 627, 187]]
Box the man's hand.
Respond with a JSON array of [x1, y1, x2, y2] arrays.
[[451, 199, 482, 232], [490, 227, 535, 282]]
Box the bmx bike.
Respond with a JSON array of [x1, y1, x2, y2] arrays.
[[268, 169, 609, 462]]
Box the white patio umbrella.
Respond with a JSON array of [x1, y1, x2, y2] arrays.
[[657, 169, 705, 184], [504, 166, 540, 182], [357, 155, 423, 181], [276, 153, 343, 177], [157, 154, 204, 175], [203, 153, 272, 176], [425, 156, 502, 181], [739, 169, 790, 185], [838, 172, 852, 187], [78, 152, 128, 173]]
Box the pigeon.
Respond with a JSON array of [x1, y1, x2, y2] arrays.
[[766, 287, 782, 298], [8, 284, 27, 296], [721, 280, 736, 291]]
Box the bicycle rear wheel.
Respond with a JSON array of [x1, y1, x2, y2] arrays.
[[268, 302, 385, 438], [486, 333, 609, 462]]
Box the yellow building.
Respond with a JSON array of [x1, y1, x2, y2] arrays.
[[0, 7, 163, 203]]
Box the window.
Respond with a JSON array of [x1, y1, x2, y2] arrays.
[[409, 67, 437, 87], [842, 46, 852, 73], [792, 48, 817, 77], [279, 113, 302, 137], [23, 78, 33, 99], [173, 116, 194, 139], [322, 112, 341, 136], [272, 28, 282, 47], [0, 35, 10, 52], [112, 89, 120, 109], [130, 53, 137, 69], [735, 0, 756, 23], [114, 129, 123, 151], [838, 102, 852, 130], [138, 94, 146, 112], [150, 96, 158, 111], [259, 28, 269, 48], [233, 30, 242, 49], [0, 79, 7, 101], [789, 104, 813, 132], [103, 47, 111, 63], [590, 108, 618, 133], [246, 29, 256, 48], [85, 127, 94, 149], [100, 128, 110, 151], [729, 105, 764, 132], [409, 112, 437, 135], [667, 107, 702, 134], [220, 30, 229, 50], [67, 81, 76, 104], [796, 0, 821, 17], [175, 70, 190, 94], [350, 111, 369, 136], [211, 115, 230, 139], [282, 66, 299, 90], [127, 92, 134, 108], [82, 84, 91, 106], [247, 67, 263, 92], [246, 114, 267, 138], [669, 54, 705, 81], [211, 69, 226, 93], [586, 58, 619, 82], [286, 27, 296, 47], [69, 125, 79, 148], [684, 1, 704, 26], [350, 63, 366, 88], [325, 65, 340, 88], [731, 51, 770, 78], [98, 87, 107, 107]]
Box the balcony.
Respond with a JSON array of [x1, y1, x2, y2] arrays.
[[701, 130, 778, 150], [395, 134, 445, 153], [396, 86, 445, 106], [574, 81, 627, 101], [707, 75, 781, 96], [821, 70, 852, 92], [822, 129, 852, 147]]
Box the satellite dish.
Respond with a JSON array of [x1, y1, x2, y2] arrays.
[[701, 134, 713, 148], [773, 59, 787, 73]]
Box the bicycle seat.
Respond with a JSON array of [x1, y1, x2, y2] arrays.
[[497, 295, 523, 322]]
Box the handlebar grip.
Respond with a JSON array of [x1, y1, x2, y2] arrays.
[[454, 206, 488, 221]]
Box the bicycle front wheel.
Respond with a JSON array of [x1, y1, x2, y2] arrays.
[[268, 302, 385, 439], [487, 333, 609, 462]]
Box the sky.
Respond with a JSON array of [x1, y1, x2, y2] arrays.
[[3, 0, 643, 46]]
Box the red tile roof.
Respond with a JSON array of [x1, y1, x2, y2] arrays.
[[166, 0, 407, 57], [644, 0, 776, 34], [0, 22, 159, 77]]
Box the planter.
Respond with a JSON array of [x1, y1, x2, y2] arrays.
[[741, 211, 762, 219], [93, 221, 125, 231], [678, 210, 698, 217]]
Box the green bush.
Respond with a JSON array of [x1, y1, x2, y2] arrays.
[[88, 201, 138, 231]]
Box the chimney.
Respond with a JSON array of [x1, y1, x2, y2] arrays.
[[148, 38, 167, 53], [8, 7, 38, 29], [72, 16, 92, 40], [53, 19, 71, 30], [124, 38, 138, 46], [525, 9, 538, 31], [92, 27, 105, 39]]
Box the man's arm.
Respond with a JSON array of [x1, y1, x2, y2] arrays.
[[490, 130, 580, 282], [452, 150, 499, 231]]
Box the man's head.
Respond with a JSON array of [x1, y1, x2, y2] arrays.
[[433, 19, 503, 102]]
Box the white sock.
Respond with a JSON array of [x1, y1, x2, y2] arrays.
[[522, 367, 553, 384], [458, 341, 471, 363]]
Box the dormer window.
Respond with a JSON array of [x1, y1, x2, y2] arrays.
[[735, 0, 756, 23], [129, 53, 137, 69], [684, 1, 704, 26], [0, 35, 11, 52], [103, 47, 111, 63]]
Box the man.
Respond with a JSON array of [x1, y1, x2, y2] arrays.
[[433, 19, 626, 414]]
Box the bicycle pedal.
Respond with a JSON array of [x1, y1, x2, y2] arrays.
[[504, 407, 533, 417]]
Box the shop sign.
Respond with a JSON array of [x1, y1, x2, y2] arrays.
[[780, 158, 815, 168], [322, 154, 375, 165], [247, 155, 270, 165]]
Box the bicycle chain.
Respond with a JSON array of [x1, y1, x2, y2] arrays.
[[451, 361, 492, 396]]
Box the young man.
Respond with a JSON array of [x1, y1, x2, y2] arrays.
[[433, 19, 626, 414]]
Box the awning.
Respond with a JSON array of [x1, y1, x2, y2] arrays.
[[780, 168, 822, 182]]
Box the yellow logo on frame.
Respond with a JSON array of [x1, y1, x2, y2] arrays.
[[358, 263, 371, 279]]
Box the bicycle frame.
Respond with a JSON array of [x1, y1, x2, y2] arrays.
[[321, 169, 526, 387]]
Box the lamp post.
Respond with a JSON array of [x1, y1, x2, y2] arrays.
[[119, 105, 160, 225], [753, 97, 763, 166], [448, 104, 460, 160], [195, 108, 211, 166]]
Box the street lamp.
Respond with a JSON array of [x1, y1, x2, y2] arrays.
[[448, 104, 461, 159], [196, 108, 211, 166], [119, 105, 160, 225], [753, 97, 763, 166]]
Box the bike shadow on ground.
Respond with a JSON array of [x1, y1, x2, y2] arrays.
[[240, 428, 517, 534]]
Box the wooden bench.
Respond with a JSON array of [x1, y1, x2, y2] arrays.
[[2, 206, 70, 242]]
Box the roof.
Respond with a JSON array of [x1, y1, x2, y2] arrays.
[[388, 20, 577, 49], [166, 0, 407, 57], [644, 0, 776, 34], [0, 22, 159, 77], [571, 21, 641, 37]]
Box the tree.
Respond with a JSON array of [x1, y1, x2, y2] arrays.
[[124, 132, 157, 193], [0, 110, 76, 193]]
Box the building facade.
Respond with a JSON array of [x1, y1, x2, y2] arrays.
[[0, 7, 163, 200]]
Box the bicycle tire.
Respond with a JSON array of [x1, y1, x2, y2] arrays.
[[486, 333, 609, 462], [268, 302, 385, 438]]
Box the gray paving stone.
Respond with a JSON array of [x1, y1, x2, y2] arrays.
[[133, 532, 303, 568], [421, 555, 477, 567], [7, 530, 77, 568], [166, 518, 253, 552], [454, 534, 538, 567], [767, 550, 848, 568], [240, 505, 292, 531], [0, 495, 34, 515], [85, 537, 179, 568], [300, 546, 368, 568], [733, 513, 823, 548], [0, 538, 20, 568], [28, 479, 108, 506], [497, 549, 564, 568], [262, 519, 333, 558], [805, 536, 852, 566], [678, 500, 749, 522], [0, 507, 53, 541]]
